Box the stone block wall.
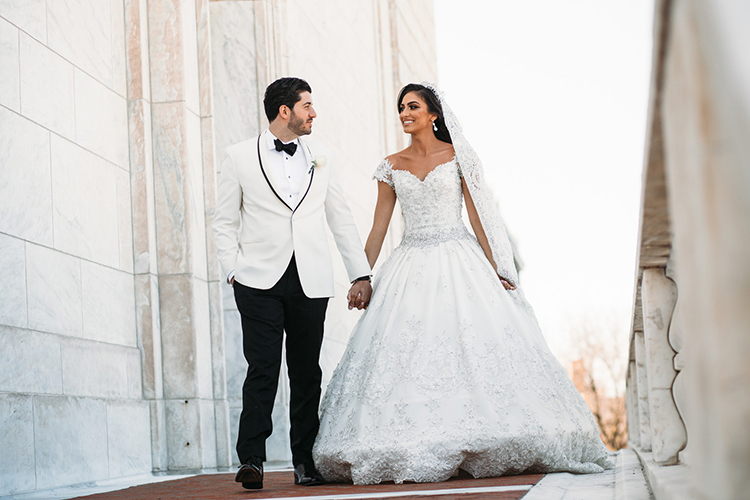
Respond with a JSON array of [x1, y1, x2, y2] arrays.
[[0, 0, 437, 493], [0, 0, 150, 495]]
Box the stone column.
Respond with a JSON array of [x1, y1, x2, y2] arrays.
[[197, 0, 232, 469], [634, 329, 652, 452], [145, 0, 221, 470], [125, 0, 170, 472], [641, 268, 686, 465], [626, 357, 641, 449], [665, 258, 690, 466]]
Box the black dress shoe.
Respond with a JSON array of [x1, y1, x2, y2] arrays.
[[235, 457, 263, 489], [294, 462, 326, 486]]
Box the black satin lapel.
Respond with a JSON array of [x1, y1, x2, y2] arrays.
[[257, 135, 293, 211]]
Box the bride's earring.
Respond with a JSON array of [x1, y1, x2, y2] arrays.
[[433, 121, 438, 131]]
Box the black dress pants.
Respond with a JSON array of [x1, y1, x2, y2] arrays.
[[233, 255, 329, 466]]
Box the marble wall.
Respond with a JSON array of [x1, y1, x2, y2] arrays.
[[209, 0, 437, 465], [0, 0, 437, 494], [0, 0, 149, 495]]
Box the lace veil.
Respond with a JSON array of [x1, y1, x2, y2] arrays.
[[420, 82, 519, 286]]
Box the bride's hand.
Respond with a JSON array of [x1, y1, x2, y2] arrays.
[[499, 278, 516, 291], [347, 281, 373, 310]]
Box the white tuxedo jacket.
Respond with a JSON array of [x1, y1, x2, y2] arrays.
[[213, 134, 371, 298]]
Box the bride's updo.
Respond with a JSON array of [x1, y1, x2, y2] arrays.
[[397, 83, 453, 144]]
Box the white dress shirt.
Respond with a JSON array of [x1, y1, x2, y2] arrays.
[[264, 129, 309, 208]]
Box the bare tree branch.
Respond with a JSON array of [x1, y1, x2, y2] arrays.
[[568, 317, 628, 450]]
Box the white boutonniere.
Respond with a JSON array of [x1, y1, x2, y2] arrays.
[[308, 155, 327, 174]]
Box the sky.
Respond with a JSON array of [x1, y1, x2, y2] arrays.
[[434, 0, 655, 364]]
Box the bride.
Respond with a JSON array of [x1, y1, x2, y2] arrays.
[[312, 83, 612, 485]]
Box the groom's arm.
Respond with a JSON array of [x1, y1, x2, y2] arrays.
[[213, 151, 242, 284], [322, 153, 372, 284]]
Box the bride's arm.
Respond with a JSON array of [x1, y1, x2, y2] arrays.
[[364, 181, 397, 268], [462, 179, 516, 290]]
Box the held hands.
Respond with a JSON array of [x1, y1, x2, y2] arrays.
[[347, 280, 373, 310]]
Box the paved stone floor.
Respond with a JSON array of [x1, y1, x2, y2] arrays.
[[71, 470, 541, 500], [3, 450, 652, 500]]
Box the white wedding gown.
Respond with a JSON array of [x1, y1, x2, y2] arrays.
[[312, 158, 612, 485]]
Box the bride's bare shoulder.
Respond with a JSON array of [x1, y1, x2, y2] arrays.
[[385, 151, 407, 169], [439, 143, 456, 160]]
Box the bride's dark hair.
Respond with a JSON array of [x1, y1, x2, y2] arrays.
[[397, 83, 452, 144]]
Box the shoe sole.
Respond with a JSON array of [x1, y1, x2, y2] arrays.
[[295, 477, 325, 486], [235, 467, 263, 488]]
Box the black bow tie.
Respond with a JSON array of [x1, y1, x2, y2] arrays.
[[274, 138, 297, 156]]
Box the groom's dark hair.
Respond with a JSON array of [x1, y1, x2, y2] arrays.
[[264, 77, 312, 122]]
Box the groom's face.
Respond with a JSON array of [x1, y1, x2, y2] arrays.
[[287, 91, 316, 136]]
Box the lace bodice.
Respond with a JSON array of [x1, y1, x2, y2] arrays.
[[373, 158, 472, 248]]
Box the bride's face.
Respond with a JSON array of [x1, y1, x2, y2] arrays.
[[399, 92, 436, 134]]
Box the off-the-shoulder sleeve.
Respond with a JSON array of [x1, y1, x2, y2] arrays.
[[372, 158, 394, 187]]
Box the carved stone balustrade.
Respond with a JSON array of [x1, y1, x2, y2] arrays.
[[626, 1, 750, 499]]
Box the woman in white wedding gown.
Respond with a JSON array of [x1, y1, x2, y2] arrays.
[[312, 83, 612, 485]]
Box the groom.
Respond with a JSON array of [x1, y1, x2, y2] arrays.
[[213, 77, 372, 489]]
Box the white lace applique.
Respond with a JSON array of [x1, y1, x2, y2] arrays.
[[372, 158, 393, 187]]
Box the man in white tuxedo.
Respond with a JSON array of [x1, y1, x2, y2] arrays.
[[213, 77, 372, 489]]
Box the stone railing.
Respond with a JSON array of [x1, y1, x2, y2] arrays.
[[625, 1, 690, 497], [626, 101, 691, 497], [626, 1, 750, 499]]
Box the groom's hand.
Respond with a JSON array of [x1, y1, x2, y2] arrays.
[[347, 281, 372, 310]]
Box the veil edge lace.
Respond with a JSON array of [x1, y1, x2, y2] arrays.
[[421, 81, 519, 286]]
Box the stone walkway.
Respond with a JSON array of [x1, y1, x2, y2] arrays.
[[3, 450, 652, 500], [74, 470, 539, 500]]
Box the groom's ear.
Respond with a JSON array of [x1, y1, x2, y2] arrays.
[[278, 104, 291, 121]]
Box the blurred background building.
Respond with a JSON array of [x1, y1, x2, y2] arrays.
[[0, 0, 433, 495]]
